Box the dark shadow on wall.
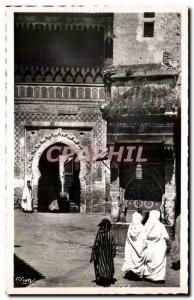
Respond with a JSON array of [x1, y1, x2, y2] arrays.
[[37, 143, 62, 211], [14, 254, 44, 287], [37, 142, 81, 213], [38, 167, 61, 211], [15, 21, 105, 67]]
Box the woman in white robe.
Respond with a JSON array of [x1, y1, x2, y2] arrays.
[[21, 181, 33, 212], [144, 210, 169, 282], [122, 212, 146, 277]]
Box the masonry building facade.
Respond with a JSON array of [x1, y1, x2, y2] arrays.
[[14, 12, 181, 225]]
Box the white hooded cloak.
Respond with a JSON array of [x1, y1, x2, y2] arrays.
[[144, 210, 169, 281], [122, 212, 146, 277]]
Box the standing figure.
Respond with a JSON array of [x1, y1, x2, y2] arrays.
[[171, 214, 180, 270], [21, 181, 33, 212], [122, 212, 146, 278], [90, 218, 116, 286], [160, 194, 166, 222], [144, 210, 169, 282]]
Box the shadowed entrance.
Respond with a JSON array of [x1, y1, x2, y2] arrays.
[[37, 142, 80, 212], [124, 171, 164, 211]]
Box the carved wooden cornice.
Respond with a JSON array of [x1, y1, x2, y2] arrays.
[[15, 22, 105, 32], [14, 13, 113, 32]]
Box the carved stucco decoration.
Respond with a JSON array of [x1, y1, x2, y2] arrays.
[[15, 65, 104, 84], [163, 180, 176, 226], [161, 158, 176, 226], [27, 128, 81, 181], [15, 85, 105, 101], [14, 111, 103, 171]]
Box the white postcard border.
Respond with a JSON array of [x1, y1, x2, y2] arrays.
[[6, 5, 189, 295]]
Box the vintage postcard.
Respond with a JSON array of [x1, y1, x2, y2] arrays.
[[6, 5, 188, 295]]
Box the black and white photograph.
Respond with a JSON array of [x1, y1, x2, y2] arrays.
[[5, 5, 188, 295]]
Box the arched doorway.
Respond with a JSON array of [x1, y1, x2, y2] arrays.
[[37, 142, 80, 212], [29, 130, 89, 213]]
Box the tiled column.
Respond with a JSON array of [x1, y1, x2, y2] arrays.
[[32, 184, 38, 209]]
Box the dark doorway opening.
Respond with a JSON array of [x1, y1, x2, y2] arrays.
[[125, 173, 163, 200], [38, 142, 80, 212]]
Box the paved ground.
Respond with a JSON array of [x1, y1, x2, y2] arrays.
[[14, 210, 180, 288]]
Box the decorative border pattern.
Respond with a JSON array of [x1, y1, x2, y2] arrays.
[[15, 85, 105, 100], [127, 200, 160, 210], [15, 65, 104, 84]]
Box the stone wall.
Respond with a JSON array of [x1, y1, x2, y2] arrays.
[[113, 13, 181, 67]]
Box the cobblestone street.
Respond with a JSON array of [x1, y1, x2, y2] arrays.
[[14, 210, 180, 289]]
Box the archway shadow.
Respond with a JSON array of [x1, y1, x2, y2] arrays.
[[38, 163, 61, 212], [37, 142, 80, 213], [14, 254, 44, 287]]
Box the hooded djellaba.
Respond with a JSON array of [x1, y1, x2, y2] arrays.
[[90, 218, 116, 287], [144, 210, 169, 282], [122, 212, 147, 278]]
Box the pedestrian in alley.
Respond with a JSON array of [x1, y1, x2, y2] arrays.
[[90, 218, 116, 287], [122, 212, 147, 279], [21, 180, 33, 213], [144, 210, 169, 282], [171, 214, 180, 270]]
